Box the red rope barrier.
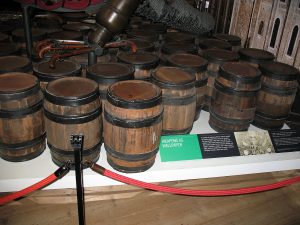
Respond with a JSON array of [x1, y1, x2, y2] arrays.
[[90, 164, 300, 197]]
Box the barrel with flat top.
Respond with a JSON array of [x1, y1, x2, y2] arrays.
[[253, 61, 299, 129], [0, 56, 32, 74], [44, 77, 102, 168], [238, 48, 275, 68], [0, 73, 45, 162], [104, 80, 163, 173], [209, 62, 261, 132], [151, 66, 196, 134]]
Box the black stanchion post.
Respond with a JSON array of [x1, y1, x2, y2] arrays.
[[21, 4, 33, 60], [70, 134, 86, 225]]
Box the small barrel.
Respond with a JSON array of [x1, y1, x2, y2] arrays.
[[163, 32, 196, 44], [202, 49, 239, 111], [104, 80, 163, 173], [86, 62, 134, 101], [117, 51, 159, 81], [253, 61, 299, 129], [0, 73, 45, 162], [238, 48, 275, 68], [212, 33, 241, 52], [0, 56, 32, 74], [151, 66, 196, 134], [167, 53, 208, 121], [198, 38, 232, 56], [33, 60, 82, 91], [209, 62, 261, 132], [44, 77, 102, 168]]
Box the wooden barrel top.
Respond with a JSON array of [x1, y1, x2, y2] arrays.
[[163, 32, 195, 43], [121, 38, 154, 52], [212, 33, 241, 46], [220, 62, 261, 81], [259, 61, 299, 81], [203, 49, 239, 64], [0, 72, 37, 93], [161, 42, 197, 55], [199, 38, 232, 50], [46, 77, 98, 98], [152, 67, 195, 86], [117, 52, 159, 69], [0, 56, 31, 73], [167, 53, 208, 72], [239, 48, 275, 61], [12, 28, 46, 42]]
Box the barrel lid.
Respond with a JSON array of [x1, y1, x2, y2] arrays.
[[161, 42, 198, 55], [151, 66, 195, 89], [0, 56, 32, 74], [259, 61, 299, 81], [163, 32, 195, 43], [45, 77, 99, 106], [203, 49, 239, 64], [0, 32, 10, 42], [0, 43, 20, 56], [122, 38, 155, 52], [220, 62, 261, 84], [0, 72, 38, 93], [62, 22, 93, 33], [199, 38, 232, 50], [107, 80, 162, 109], [239, 48, 275, 63], [12, 28, 46, 42], [126, 29, 159, 41], [87, 62, 134, 83], [48, 30, 83, 41], [167, 53, 208, 72], [33, 60, 82, 82], [117, 51, 159, 70], [212, 33, 241, 46]]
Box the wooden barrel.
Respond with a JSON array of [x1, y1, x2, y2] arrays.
[[126, 29, 159, 42], [209, 62, 261, 132], [104, 80, 163, 173], [212, 33, 241, 52], [238, 48, 275, 68], [151, 66, 196, 134], [33, 60, 82, 91], [202, 49, 239, 111], [253, 61, 299, 129], [117, 51, 159, 81], [198, 38, 232, 56], [0, 56, 32, 74], [120, 38, 155, 52], [44, 77, 102, 168], [163, 32, 196, 44], [86, 62, 134, 102], [167, 53, 208, 121], [0, 73, 45, 162]]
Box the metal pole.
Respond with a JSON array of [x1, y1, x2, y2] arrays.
[[88, 51, 97, 66], [70, 135, 86, 225], [21, 5, 33, 59]]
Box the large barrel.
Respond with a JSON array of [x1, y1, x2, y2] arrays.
[[202, 49, 239, 111], [253, 61, 299, 129], [0, 73, 45, 162], [44, 77, 102, 168], [209, 62, 261, 132], [33, 60, 82, 91], [167, 53, 208, 121], [86, 62, 135, 102], [104, 80, 163, 173], [238, 48, 275, 68], [151, 66, 196, 134], [0, 56, 32, 74], [117, 51, 159, 81]]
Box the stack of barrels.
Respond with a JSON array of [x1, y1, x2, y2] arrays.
[[1, 11, 299, 174]]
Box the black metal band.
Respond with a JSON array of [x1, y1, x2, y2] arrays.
[[44, 89, 100, 107], [1, 146, 45, 162], [107, 90, 162, 109], [195, 78, 208, 87], [0, 132, 46, 151], [44, 108, 101, 124], [48, 140, 102, 156], [0, 83, 39, 101], [219, 66, 261, 84], [151, 76, 195, 90], [104, 110, 162, 128], [162, 126, 193, 135], [261, 84, 297, 96], [0, 100, 43, 118], [107, 157, 155, 173], [214, 80, 258, 97], [255, 111, 289, 120], [162, 95, 196, 105], [210, 109, 253, 124], [105, 144, 159, 162]]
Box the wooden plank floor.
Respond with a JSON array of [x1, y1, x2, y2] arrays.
[[1, 170, 300, 225]]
